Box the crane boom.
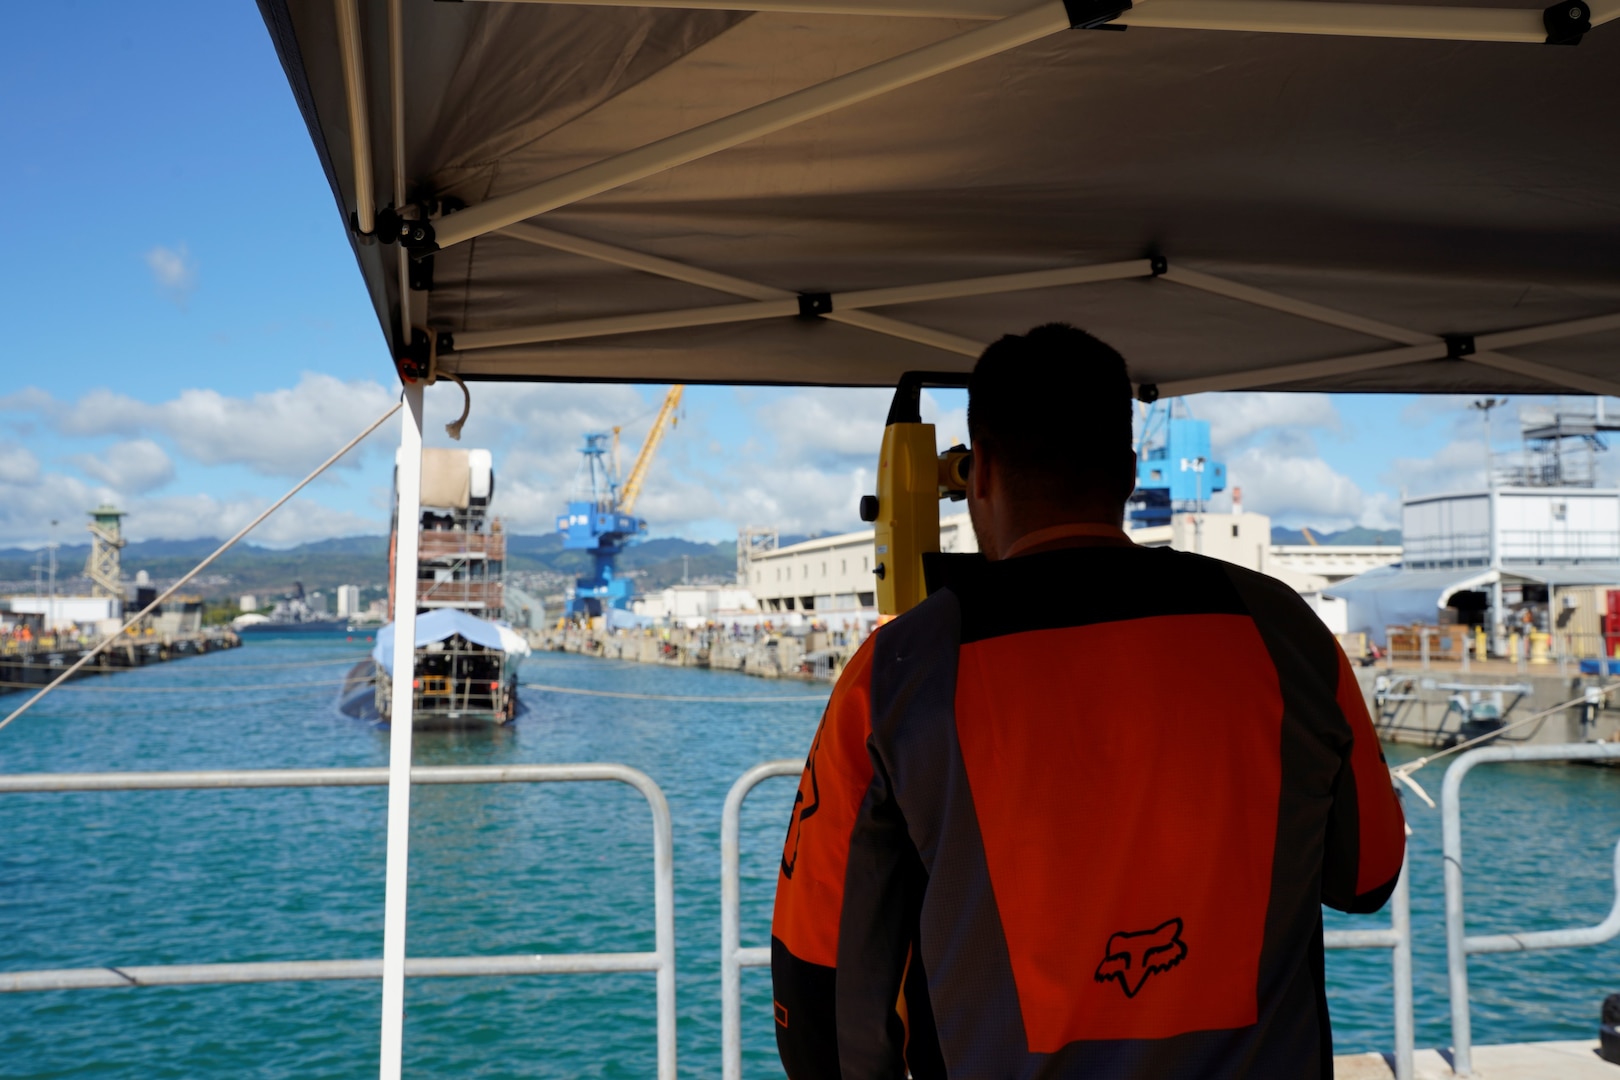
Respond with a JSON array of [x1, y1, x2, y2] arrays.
[[619, 386, 683, 514]]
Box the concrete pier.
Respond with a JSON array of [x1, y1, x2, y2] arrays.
[[1336, 1040, 1619, 1078], [0, 628, 242, 695], [1352, 661, 1619, 748], [530, 625, 856, 683]]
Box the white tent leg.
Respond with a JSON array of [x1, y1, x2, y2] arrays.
[[379, 382, 425, 1080], [432, 1, 1072, 248]]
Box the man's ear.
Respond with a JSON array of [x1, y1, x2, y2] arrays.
[[970, 439, 995, 503], [1115, 446, 1140, 503]]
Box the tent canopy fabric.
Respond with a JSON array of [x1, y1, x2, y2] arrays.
[[371, 608, 531, 674], [258, 1, 1620, 392]]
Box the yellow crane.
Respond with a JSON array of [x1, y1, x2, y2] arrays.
[[614, 386, 684, 514]]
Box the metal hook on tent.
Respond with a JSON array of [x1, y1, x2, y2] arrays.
[[442, 372, 471, 441], [412, 323, 470, 440]]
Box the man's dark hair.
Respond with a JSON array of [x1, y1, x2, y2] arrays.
[[967, 323, 1134, 502]]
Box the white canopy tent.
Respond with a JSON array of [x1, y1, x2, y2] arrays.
[[253, 2, 1620, 1075], [260, 0, 1620, 395]]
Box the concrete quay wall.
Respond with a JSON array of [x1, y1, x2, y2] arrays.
[[529, 626, 858, 683], [1353, 661, 1620, 748]]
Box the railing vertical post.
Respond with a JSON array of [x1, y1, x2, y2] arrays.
[[379, 382, 425, 1080], [648, 777, 678, 1080], [1391, 853, 1414, 1080], [721, 761, 805, 1080], [1443, 772, 1472, 1074], [721, 771, 748, 1080]]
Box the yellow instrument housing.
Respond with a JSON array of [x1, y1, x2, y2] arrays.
[[874, 421, 943, 616]]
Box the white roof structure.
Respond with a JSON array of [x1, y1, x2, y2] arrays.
[[259, 0, 1620, 394]]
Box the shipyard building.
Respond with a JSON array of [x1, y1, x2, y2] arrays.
[[1330, 405, 1620, 656]]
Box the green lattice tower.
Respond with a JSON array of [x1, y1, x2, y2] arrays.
[[86, 505, 127, 598]]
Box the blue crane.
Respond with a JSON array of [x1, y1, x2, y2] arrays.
[[1128, 399, 1227, 527], [557, 387, 683, 617]]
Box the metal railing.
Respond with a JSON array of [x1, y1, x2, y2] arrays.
[[1324, 855, 1415, 1080], [1442, 742, 1620, 1077], [720, 759, 804, 1080], [719, 761, 1413, 1080], [0, 763, 678, 1080]]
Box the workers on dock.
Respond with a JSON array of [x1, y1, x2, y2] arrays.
[[771, 324, 1407, 1079]]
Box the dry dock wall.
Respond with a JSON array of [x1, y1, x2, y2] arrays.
[[1353, 663, 1620, 748], [531, 626, 855, 683], [538, 629, 1620, 750]]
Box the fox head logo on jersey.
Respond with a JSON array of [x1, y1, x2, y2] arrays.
[[1094, 918, 1188, 998]]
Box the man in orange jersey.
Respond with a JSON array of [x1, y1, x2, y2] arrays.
[[771, 324, 1406, 1079]]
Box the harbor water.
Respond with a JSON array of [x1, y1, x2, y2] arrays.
[[2, 632, 1619, 1078]]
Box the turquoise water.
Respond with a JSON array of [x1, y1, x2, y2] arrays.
[[1, 632, 1618, 1077]]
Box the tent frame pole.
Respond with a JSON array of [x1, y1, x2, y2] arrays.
[[388, 0, 411, 341], [429, 2, 1074, 249], [468, 0, 1620, 43], [499, 223, 988, 357], [449, 260, 1152, 351], [379, 383, 425, 1080], [333, 0, 375, 235], [477, 225, 1620, 397]]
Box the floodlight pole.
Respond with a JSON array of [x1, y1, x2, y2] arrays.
[[1470, 397, 1507, 489]]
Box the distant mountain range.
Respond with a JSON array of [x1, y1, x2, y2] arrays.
[[0, 535, 737, 599], [1269, 525, 1402, 546], [0, 524, 1400, 600]]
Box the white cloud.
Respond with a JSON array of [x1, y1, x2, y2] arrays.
[[1385, 438, 1489, 498], [0, 443, 42, 486], [14, 374, 399, 478], [1223, 435, 1399, 532], [145, 243, 197, 307], [71, 439, 175, 493], [121, 492, 380, 546], [156, 375, 397, 475], [1185, 392, 1340, 452]]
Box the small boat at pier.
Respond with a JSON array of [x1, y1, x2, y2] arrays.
[[339, 448, 528, 727]]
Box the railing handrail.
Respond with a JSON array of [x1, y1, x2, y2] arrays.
[[718, 761, 1412, 1080], [720, 759, 804, 1080], [1441, 741, 1620, 1077], [0, 763, 678, 1080]]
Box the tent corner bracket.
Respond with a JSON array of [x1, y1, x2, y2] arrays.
[[1444, 334, 1477, 360], [373, 205, 440, 254], [1543, 0, 1591, 43], [1063, 0, 1131, 30], [798, 293, 834, 318], [1149, 254, 1168, 276]]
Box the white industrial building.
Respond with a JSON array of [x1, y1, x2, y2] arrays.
[[336, 585, 362, 618], [2, 596, 121, 634], [1331, 484, 1620, 651], [632, 585, 758, 628], [729, 508, 1393, 634], [743, 512, 979, 618]]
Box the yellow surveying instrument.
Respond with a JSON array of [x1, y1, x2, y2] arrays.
[[859, 373, 972, 617]]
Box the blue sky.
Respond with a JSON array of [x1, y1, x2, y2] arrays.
[[0, 2, 1606, 549]]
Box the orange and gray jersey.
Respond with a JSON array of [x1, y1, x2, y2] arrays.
[[771, 543, 1406, 1080]]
